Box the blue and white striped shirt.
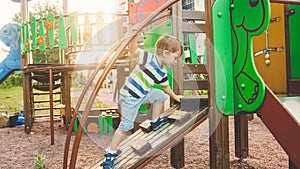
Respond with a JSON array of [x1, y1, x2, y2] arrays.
[[120, 50, 169, 98]]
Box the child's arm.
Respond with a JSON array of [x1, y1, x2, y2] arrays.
[[161, 85, 182, 102]]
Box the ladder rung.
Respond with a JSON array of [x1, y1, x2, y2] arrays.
[[34, 107, 61, 111], [33, 100, 61, 104], [33, 92, 61, 95]]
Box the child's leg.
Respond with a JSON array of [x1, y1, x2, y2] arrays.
[[151, 102, 164, 120], [109, 128, 131, 152]]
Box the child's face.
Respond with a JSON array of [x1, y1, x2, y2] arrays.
[[162, 50, 181, 67]]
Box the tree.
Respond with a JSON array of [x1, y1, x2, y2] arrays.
[[13, 0, 62, 64]]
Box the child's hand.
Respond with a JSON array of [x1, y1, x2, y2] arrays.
[[174, 95, 183, 103]]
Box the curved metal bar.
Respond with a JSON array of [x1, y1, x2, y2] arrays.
[[63, 10, 173, 169], [68, 0, 180, 168], [63, 39, 125, 169]]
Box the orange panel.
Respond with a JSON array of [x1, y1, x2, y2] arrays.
[[128, 0, 168, 24], [253, 3, 287, 94]]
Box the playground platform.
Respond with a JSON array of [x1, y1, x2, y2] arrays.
[[90, 101, 209, 169]]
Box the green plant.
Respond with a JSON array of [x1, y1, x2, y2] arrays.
[[34, 154, 46, 169]]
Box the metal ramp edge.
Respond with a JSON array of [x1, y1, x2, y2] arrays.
[[90, 105, 209, 169]]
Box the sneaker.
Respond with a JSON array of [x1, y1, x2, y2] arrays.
[[100, 152, 117, 169], [150, 115, 169, 131]]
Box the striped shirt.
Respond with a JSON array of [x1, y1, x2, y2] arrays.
[[120, 50, 169, 98]]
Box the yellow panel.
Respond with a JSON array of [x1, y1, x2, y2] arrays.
[[253, 3, 287, 94]]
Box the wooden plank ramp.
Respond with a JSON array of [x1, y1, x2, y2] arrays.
[[90, 104, 209, 169]]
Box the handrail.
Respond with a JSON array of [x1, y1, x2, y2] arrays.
[[63, 0, 180, 168]]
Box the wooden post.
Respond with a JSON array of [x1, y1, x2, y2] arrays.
[[171, 2, 185, 168], [205, 0, 230, 168], [234, 113, 249, 159], [49, 69, 54, 145], [62, 71, 71, 130], [23, 71, 32, 134], [209, 110, 229, 169]]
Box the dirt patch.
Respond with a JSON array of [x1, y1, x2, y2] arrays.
[[0, 116, 288, 169]]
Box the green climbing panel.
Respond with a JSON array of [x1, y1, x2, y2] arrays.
[[69, 11, 78, 47], [25, 22, 30, 53], [38, 19, 46, 51], [46, 13, 55, 49], [212, 0, 270, 115], [212, 0, 234, 115], [188, 33, 198, 64], [20, 23, 25, 55], [96, 11, 104, 45], [74, 114, 114, 134], [58, 14, 67, 49], [74, 114, 87, 133], [288, 5, 300, 79], [83, 15, 91, 44], [30, 17, 37, 51]]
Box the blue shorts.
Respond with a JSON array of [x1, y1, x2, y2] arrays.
[[118, 88, 168, 131]]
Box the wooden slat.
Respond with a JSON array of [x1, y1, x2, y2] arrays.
[[34, 107, 61, 111], [182, 10, 205, 20], [205, 0, 230, 168], [33, 99, 61, 103], [183, 64, 207, 74], [183, 79, 208, 90], [234, 114, 249, 159], [33, 92, 61, 95], [182, 23, 205, 33]]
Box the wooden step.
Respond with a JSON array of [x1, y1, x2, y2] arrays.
[[34, 107, 61, 111], [33, 84, 61, 91], [33, 92, 61, 95], [32, 75, 61, 83], [33, 99, 61, 104], [183, 79, 208, 90]]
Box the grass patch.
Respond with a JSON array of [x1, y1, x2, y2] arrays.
[[0, 86, 109, 116], [0, 87, 23, 114]]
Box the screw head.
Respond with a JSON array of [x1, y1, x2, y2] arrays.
[[217, 12, 222, 17], [221, 96, 226, 100]]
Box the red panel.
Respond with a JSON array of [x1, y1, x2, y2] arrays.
[[258, 87, 300, 167], [128, 0, 169, 24]]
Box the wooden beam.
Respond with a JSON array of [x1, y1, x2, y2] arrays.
[[183, 64, 207, 74], [234, 113, 249, 159], [183, 80, 208, 90], [182, 23, 206, 33], [171, 139, 185, 168], [23, 71, 32, 134], [182, 10, 205, 20], [172, 1, 185, 168], [205, 0, 230, 168], [209, 110, 230, 169]]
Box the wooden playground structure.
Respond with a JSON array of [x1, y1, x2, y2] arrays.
[[2, 0, 298, 168]]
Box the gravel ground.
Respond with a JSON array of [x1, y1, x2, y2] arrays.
[[0, 116, 288, 169]]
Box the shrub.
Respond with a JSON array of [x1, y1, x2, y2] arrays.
[[34, 154, 46, 169]]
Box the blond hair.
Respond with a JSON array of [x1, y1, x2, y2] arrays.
[[155, 35, 183, 57]]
